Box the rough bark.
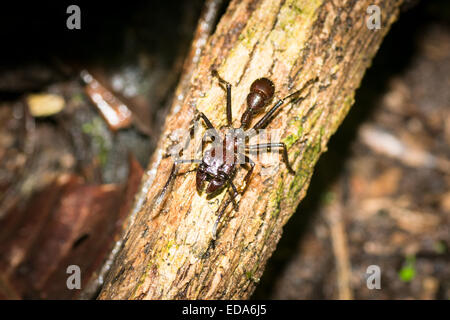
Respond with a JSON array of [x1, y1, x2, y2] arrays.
[[99, 0, 403, 299]]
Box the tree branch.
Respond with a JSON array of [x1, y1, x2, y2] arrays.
[[98, 0, 403, 299]]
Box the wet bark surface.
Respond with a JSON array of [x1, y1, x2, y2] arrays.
[[98, 0, 404, 299]]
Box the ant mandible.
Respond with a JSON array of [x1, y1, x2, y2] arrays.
[[160, 70, 308, 239]]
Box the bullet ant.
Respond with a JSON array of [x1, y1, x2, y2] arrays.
[[159, 70, 313, 239]]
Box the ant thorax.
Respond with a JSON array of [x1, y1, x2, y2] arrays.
[[202, 130, 239, 177], [204, 127, 253, 165]]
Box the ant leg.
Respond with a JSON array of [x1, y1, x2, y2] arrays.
[[156, 159, 202, 205], [196, 112, 216, 130], [252, 78, 317, 130], [193, 111, 222, 154], [212, 70, 232, 126], [212, 156, 254, 239], [240, 154, 255, 192], [252, 91, 300, 130], [174, 159, 203, 165], [229, 181, 239, 210], [246, 143, 295, 174]]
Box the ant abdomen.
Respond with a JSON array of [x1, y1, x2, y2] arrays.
[[241, 78, 275, 128], [248, 78, 274, 110]]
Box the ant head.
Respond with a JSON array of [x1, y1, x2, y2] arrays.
[[205, 174, 227, 194], [196, 164, 207, 192]]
